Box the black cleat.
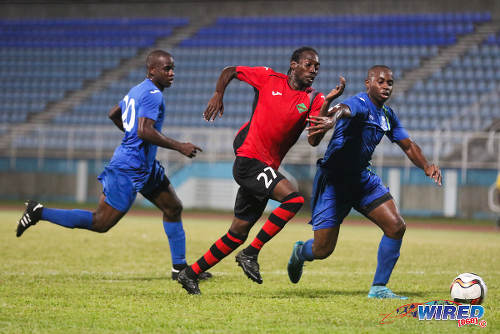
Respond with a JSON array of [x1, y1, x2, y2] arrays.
[[198, 271, 213, 281], [172, 268, 212, 281], [177, 268, 201, 295], [16, 200, 43, 237], [171, 268, 180, 280], [235, 250, 263, 284]]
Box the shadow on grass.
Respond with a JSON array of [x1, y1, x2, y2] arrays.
[[99, 276, 169, 282], [213, 288, 368, 299], [275, 287, 428, 299], [275, 288, 367, 298], [213, 287, 428, 299]]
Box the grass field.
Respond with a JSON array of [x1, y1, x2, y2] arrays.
[[0, 208, 498, 333]]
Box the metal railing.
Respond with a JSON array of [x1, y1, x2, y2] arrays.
[[1, 125, 499, 177]]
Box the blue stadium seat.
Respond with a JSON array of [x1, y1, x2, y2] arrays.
[[0, 18, 188, 124], [6, 12, 495, 145]]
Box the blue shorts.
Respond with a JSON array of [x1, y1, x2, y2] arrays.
[[97, 160, 168, 213], [310, 167, 392, 231]]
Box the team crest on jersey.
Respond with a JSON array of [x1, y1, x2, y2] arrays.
[[296, 103, 308, 113]]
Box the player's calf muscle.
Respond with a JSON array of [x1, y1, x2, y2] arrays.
[[90, 218, 112, 233], [312, 240, 335, 259], [90, 212, 121, 233]]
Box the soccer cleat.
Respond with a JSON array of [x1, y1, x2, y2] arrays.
[[177, 268, 201, 295], [198, 271, 213, 281], [171, 268, 213, 281], [368, 286, 408, 299], [287, 241, 305, 284], [235, 250, 263, 284], [16, 200, 43, 237]]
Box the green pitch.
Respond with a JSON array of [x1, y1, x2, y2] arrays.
[[0, 209, 498, 333]]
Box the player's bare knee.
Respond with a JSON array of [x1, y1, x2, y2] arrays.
[[163, 202, 183, 221], [387, 217, 406, 239], [395, 219, 406, 238], [229, 224, 250, 241], [230, 217, 254, 238]]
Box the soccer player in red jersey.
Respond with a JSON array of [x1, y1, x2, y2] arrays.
[[177, 47, 346, 294]]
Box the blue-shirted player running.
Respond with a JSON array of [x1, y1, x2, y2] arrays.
[[16, 50, 211, 281], [287, 65, 442, 299]]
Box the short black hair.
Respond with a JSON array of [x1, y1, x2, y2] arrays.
[[290, 46, 318, 63], [367, 65, 392, 79], [146, 49, 172, 69]]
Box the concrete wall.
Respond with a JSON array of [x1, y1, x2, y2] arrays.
[[401, 185, 444, 214], [458, 186, 492, 218], [1, 171, 83, 202], [0, 159, 497, 219]]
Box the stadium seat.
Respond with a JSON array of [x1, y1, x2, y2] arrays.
[[0, 17, 188, 124], [6, 13, 496, 159]]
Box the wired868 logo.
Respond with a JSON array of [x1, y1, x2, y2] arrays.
[[419, 301, 486, 328], [380, 300, 487, 328]]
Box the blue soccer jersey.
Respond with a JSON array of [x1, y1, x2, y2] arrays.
[[109, 78, 165, 173], [319, 92, 409, 174]]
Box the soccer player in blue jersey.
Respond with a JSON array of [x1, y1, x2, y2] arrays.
[[16, 50, 211, 281], [287, 65, 442, 299]]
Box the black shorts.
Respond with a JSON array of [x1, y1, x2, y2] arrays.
[[232, 156, 285, 224]]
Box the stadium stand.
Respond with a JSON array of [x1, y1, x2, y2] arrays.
[[391, 39, 500, 133], [53, 13, 491, 129], [0, 18, 188, 124], [2, 12, 498, 158]]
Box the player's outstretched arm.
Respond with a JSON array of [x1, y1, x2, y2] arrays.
[[320, 76, 346, 117], [137, 117, 202, 158], [307, 77, 346, 146], [307, 103, 351, 146], [108, 105, 124, 132], [397, 138, 442, 186], [204, 66, 238, 122]]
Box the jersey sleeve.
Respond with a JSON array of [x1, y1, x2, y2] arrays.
[[386, 109, 410, 142], [308, 92, 325, 117], [236, 66, 274, 90], [342, 95, 369, 118], [138, 91, 163, 121]]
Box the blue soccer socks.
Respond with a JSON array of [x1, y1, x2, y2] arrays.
[[41, 208, 93, 230], [163, 221, 187, 265], [372, 235, 402, 286], [300, 238, 315, 261]]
